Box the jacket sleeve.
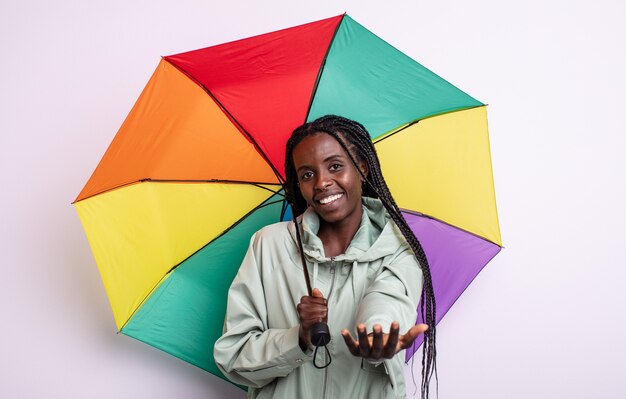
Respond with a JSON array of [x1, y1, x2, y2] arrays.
[[355, 242, 422, 335], [213, 232, 313, 388]]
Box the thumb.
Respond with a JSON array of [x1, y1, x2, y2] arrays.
[[399, 324, 429, 349], [311, 288, 325, 298]]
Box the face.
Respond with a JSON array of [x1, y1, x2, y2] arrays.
[[291, 133, 367, 228]]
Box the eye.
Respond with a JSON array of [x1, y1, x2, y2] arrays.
[[329, 163, 343, 171], [300, 171, 314, 181]]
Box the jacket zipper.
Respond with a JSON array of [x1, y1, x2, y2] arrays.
[[322, 257, 337, 399], [327, 257, 337, 300]]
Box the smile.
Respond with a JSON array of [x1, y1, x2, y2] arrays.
[[318, 193, 344, 205]]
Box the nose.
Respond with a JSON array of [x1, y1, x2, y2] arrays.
[[314, 171, 332, 192]]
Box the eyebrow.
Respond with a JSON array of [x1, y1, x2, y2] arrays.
[[323, 154, 345, 163], [295, 154, 346, 173]]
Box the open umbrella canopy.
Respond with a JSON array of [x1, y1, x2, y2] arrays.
[[74, 14, 501, 382]]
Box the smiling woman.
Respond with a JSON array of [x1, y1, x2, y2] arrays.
[[214, 115, 437, 399], [292, 133, 367, 257]]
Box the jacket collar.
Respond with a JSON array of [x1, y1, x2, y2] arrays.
[[291, 197, 406, 263]]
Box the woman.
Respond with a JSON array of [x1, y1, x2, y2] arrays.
[[214, 115, 436, 398]]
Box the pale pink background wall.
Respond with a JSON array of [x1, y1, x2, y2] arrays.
[[1, 0, 625, 398]]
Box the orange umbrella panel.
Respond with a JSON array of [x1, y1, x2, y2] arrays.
[[76, 60, 279, 202]]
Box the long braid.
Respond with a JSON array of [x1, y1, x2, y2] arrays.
[[285, 115, 437, 398]]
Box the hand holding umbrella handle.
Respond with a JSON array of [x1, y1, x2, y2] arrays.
[[297, 288, 329, 347], [297, 288, 332, 368]]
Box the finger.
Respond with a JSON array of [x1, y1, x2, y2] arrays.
[[300, 296, 327, 306], [370, 324, 383, 359], [357, 324, 370, 357], [296, 303, 328, 314], [383, 321, 400, 358], [312, 288, 325, 298], [301, 298, 327, 309], [300, 310, 328, 328], [298, 302, 328, 319], [301, 314, 326, 324], [341, 329, 360, 356], [398, 324, 429, 350], [297, 303, 324, 317]]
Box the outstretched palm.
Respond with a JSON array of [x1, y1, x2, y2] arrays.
[[341, 321, 428, 360]]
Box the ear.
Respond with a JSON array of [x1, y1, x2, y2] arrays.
[[358, 161, 369, 180]]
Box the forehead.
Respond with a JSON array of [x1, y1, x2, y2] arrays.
[[292, 133, 348, 166]]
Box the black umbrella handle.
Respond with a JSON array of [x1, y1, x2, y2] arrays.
[[310, 321, 331, 346], [311, 322, 332, 369]]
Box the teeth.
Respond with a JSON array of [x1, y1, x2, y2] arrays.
[[319, 194, 343, 204]]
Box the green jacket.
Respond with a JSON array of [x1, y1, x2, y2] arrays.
[[214, 198, 422, 398]]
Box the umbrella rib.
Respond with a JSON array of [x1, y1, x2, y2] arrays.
[[303, 13, 347, 123], [280, 198, 289, 221], [119, 193, 284, 331], [73, 179, 283, 203], [163, 58, 286, 185], [372, 105, 486, 145], [400, 208, 503, 248], [143, 179, 284, 196], [373, 120, 420, 145]]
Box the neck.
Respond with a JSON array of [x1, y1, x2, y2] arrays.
[[317, 207, 363, 258]]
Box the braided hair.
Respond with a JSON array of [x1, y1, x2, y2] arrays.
[[284, 115, 437, 398]]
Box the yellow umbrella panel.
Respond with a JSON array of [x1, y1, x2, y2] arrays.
[[76, 182, 281, 329], [376, 106, 501, 247]]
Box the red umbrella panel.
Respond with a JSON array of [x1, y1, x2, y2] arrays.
[[74, 14, 501, 382]]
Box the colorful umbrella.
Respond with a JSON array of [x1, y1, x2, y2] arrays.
[[74, 14, 501, 383]]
